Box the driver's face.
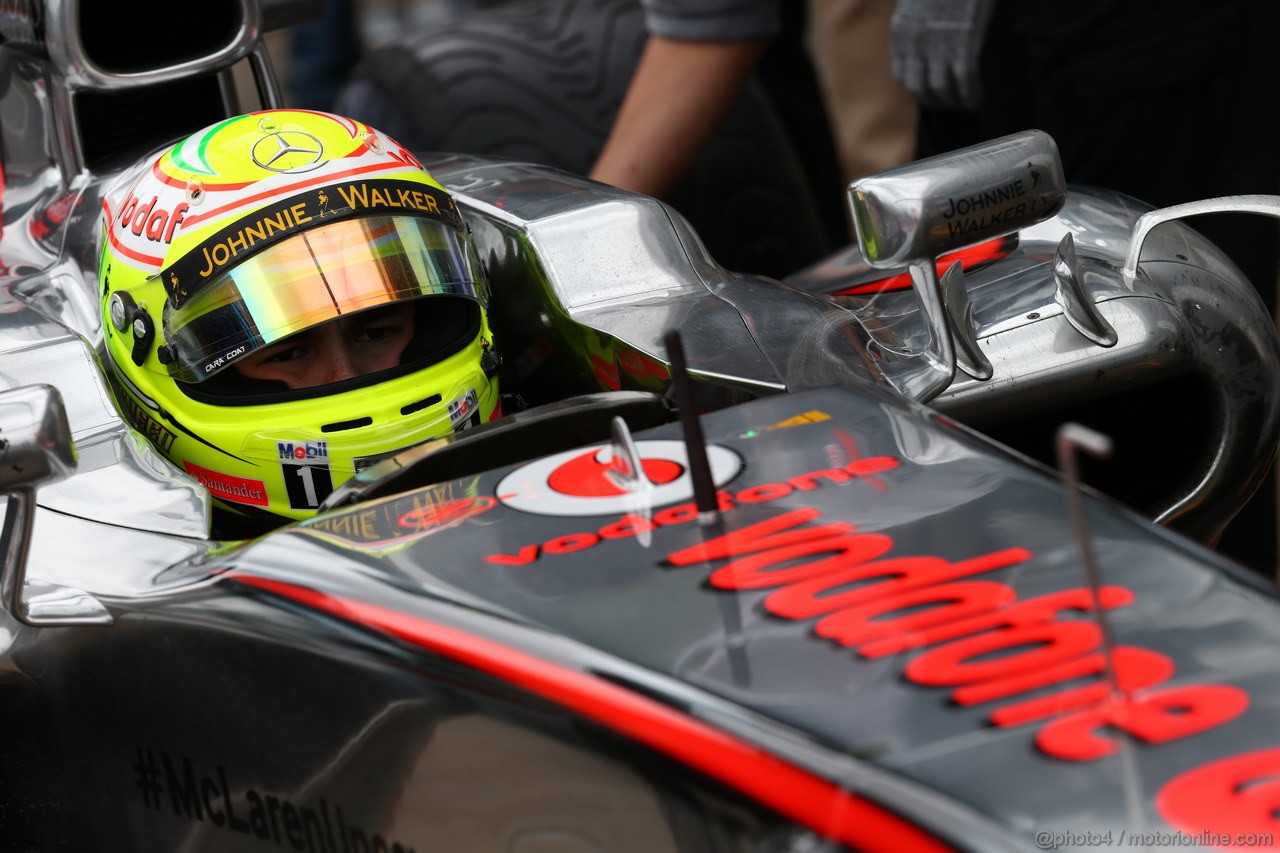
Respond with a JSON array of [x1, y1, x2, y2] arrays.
[[234, 304, 416, 390]]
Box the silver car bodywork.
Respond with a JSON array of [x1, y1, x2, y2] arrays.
[[3, 3, 1280, 851]]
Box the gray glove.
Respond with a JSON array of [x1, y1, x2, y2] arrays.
[[890, 0, 997, 111]]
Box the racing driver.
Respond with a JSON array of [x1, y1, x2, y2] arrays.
[[98, 110, 501, 538]]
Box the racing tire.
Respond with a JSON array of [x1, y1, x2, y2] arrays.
[[333, 0, 838, 278]]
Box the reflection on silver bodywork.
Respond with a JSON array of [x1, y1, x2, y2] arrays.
[[849, 130, 1067, 270], [0, 384, 112, 625], [42, 0, 264, 181], [20, 505, 218, 598], [1053, 234, 1117, 347], [432, 153, 1277, 543], [0, 296, 211, 538], [1123, 194, 1280, 283], [427, 155, 885, 402], [41, 431, 210, 535], [20, 578, 112, 624], [790, 186, 1280, 541]]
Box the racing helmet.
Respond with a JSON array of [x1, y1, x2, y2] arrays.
[[99, 110, 500, 531]]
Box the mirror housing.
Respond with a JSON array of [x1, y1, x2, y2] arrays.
[[849, 129, 1067, 269], [844, 130, 1067, 400]]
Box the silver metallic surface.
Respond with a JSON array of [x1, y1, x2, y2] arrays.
[[36, 0, 270, 180], [108, 293, 128, 331], [789, 186, 1280, 541], [20, 577, 113, 624], [427, 155, 881, 400], [1123, 194, 1280, 283], [899, 259, 957, 399], [1053, 233, 1117, 346], [0, 297, 212, 537], [43, 0, 258, 89], [848, 129, 1066, 269], [0, 385, 109, 625], [941, 260, 992, 380], [607, 415, 645, 493], [838, 131, 1065, 401], [1, 489, 39, 622], [4, 3, 1280, 848], [430, 151, 1279, 540], [0, 384, 78, 490]]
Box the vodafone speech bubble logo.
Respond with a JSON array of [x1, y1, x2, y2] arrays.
[[497, 440, 743, 517]]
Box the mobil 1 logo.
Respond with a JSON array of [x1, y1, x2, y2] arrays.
[[277, 440, 334, 509], [448, 388, 481, 434]]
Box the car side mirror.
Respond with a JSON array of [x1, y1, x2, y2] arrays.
[[847, 130, 1067, 400], [0, 385, 108, 625]]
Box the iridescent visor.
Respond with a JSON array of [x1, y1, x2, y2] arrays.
[[163, 216, 487, 383]]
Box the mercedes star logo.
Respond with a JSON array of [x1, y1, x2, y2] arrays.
[[251, 131, 325, 174]]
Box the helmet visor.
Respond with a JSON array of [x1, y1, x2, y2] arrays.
[[163, 216, 487, 383]]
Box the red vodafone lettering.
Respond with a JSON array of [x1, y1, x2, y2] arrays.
[[1036, 685, 1250, 761], [117, 194, 188, 244], [963, 646, 1175, 726], [600, 514, 659, 539], [487, 544, 540, 566], [768, 551, 1028, 620], [664, 507, 1250, 769], [544, 533, 599, 554], [906, 621, 1103, 686], [812, 580, 1016, 648], [1158, 748, 1280, 844], [486, 455, 897, 567], [856, 586, 1134, 659], [130, 196, 156, 236], [710, 532, 891, 591]]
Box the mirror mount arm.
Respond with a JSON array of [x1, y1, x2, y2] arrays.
[[905, 259, 960, 402], [0, 385, 112, 627], [0, 487, 37, 622], [849, 130, 1067, 402]]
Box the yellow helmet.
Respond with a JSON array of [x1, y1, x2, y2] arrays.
[[99, 110, 500, 535]]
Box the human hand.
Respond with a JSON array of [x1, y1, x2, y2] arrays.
[[890, 0, 996, 110]]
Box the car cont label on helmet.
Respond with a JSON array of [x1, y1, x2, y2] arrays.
[[184, 462, 268, 507], [495, 440, 743, 518], [163, 179, 460, 307], [277, 440, 334, 511]]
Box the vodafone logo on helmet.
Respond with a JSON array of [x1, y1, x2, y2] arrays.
[[497, 440, 743, 517]]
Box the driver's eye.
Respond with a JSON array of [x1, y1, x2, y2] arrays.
[[356, 322, 399, 343], [258, 331, 315, 364], [263, 345, 306, 364], [349, 308, 411, 344]]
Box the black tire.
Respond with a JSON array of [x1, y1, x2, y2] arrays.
[[334, 0, 837, 278]]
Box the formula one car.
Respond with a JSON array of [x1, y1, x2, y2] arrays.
[[3, 1, 1280, 852]]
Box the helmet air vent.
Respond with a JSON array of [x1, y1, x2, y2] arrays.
[[400, 394, 443, 417], [321, 417, 374, 433]]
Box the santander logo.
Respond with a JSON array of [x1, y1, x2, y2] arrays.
[[496, 440, 743, 517]]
